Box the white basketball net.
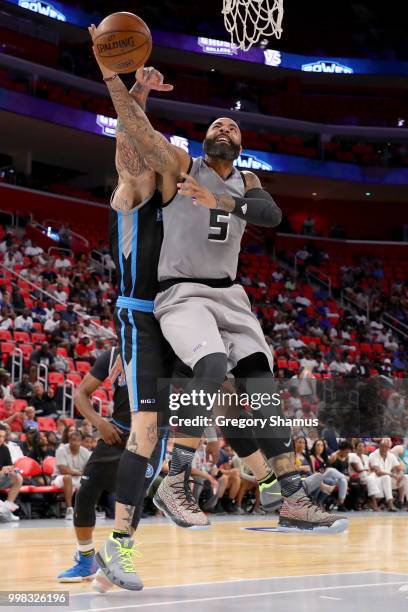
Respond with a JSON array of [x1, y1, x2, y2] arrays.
[[222, 0, 284, 51]]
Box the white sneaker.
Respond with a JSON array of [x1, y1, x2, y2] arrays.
[[65, 507, 74, 520], [91, 569, 114, 594], [4, 501, 19, 512]]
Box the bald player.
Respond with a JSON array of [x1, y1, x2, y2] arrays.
[[91, 28, 347, 565]]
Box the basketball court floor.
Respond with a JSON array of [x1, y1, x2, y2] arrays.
[[0, 514, 407, 611]]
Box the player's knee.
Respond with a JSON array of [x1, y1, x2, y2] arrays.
[[193, 352, 228, 388], [74, 484, 97, 528]]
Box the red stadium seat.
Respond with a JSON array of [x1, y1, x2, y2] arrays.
[[76, 361, 91, 374], [14, 457, 42, 478], [57, 347, 68, 357], [14, 331, 30, 343], [48, 372, 65, 386], [31, 332, 46, 344], [42, 455, 56, 477], [0, 330, 12, 341], [67, 373, 82, 386], [12, 399, 28, 413], [37, 417, 57, 432]]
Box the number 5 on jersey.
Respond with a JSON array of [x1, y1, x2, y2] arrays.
[[208, 209, 231, 242]]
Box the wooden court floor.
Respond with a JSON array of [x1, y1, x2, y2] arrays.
[[0, 515, 407, 593]]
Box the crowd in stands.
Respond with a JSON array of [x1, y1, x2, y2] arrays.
[[0, 223, 407, 522]]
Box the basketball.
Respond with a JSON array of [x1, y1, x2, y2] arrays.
[[93, 12, 152, 74]]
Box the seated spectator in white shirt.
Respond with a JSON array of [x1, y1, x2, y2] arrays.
[[329, 357, 346, 375], [349, 441, 381, 511], [369, 440, 402, 512], [343, 355, 356, 376], [44, 311, 61, 333], [0, 369, 13, 399], [54, 255, 71, 270], [384, 335, 399, 352], [81, 317, 100, 339], [53, 283, 68, 303], [96, 318, 114, 339], [24, 240, 44, 258], [0, 307, 13, 330], [52, 431, 91, 520], [14, 309, 33, 332], [391, 440, 408, 504], [288, 337, 306, 349], [272, 270, 284, 282], [4, 247, 23, 267]]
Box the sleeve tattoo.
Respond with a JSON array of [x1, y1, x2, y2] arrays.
[[107, 77, 178, 175]]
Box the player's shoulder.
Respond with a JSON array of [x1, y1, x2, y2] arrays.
[[241, 170, 262, 191]]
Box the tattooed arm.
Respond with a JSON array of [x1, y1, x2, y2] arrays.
[[107, 74, 190, 177]]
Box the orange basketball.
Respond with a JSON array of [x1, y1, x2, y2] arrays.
[[93, 12, 152, 74]]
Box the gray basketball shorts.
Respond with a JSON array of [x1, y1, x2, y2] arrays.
[[154, 283, 274, 371]]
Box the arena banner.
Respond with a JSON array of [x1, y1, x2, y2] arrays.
[[2, 88, 408, 185], [5, 0, 408, 77]]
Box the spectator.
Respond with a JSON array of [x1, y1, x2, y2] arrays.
[[81, 434, 95, 451], [349, 440, 381, 511], [22, 406, 38, 432], [78, 419, 94, 438], [0, 307, 13, 330], [14, 308, 33, 332], [74, 336, 94, 362], [55, 418, 67, 443], [97, 318, 114, 339], [51, 320, 72, 351], [81, 317, 100, 339], [41, 261, 57, 284], [0, 397, 24, 433], [54, 254, 71, 270], [46, 432, 57, 456], [0, 369, 13, 399], [50, 345, 69, 374], [92, 338, 107, 360], [52, 431, 90, 520], [310, 439, 349, 511], [0, 425, 23, 519], [32, 382, 55, 417], [61, 424, 77, 445], [368, 439, 401, 512], [44, 311, 61, 333], [29, 342, 55, 371], [53, 283, 68, 303], [61, 304, 78, 325], [31, 300, 47, 322]]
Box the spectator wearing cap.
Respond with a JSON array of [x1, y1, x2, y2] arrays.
[[14, 308, 33, 332], [0, 425, 23, 518], [12, 374, 34, 401], [381, 358, 393, 377], [52, 431, 90, 520]]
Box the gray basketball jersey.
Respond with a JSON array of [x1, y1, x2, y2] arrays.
[[158, 157, 246, 281]]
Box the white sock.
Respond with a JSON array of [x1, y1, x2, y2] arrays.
[[78, 542, 94, 554]]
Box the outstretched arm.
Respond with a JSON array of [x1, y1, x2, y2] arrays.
[[89, 25, 189, 177]]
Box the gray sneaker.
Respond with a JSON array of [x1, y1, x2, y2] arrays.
[[95, 535, 143, 591], [153, 466, 210, 529], [259, 476, 283, 512]]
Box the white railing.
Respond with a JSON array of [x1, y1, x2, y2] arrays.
[[11, 349, 23, 385], [341, 290, 370, 321], [307, 265, 332, 296], [92, 396, 103, 417], [37, 363, 48, 391], [0, 262, 116, 340], [381, 312, 408, 341], [47, 246, 74, 259], [62, 380, 75, 418]]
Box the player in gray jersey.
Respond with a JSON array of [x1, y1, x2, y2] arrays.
[[102, 61, 348, 538]]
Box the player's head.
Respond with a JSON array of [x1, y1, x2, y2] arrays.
[[203, 117, 242, 161]]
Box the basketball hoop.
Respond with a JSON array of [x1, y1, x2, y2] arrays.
[[222, 0, 284, 51]]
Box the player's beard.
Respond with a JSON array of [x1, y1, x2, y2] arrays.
[[203, 136, 241, 161]]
